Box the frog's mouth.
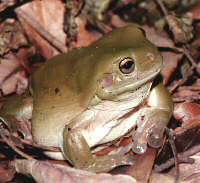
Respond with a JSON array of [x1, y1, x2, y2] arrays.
[[103, 66, 161, 97], [93, 80, 152, 112]]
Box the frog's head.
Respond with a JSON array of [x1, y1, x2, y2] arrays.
[[82, 25, 162, 106]]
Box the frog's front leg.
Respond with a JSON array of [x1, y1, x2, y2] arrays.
[[132, 83, 173, 154], [60, 125, 135, 172]]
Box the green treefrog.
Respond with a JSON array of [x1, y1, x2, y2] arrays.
[[0, 25, 173, 172]]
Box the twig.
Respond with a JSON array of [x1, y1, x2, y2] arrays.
[[167, 129, 179, 183], [178, 86, 200, 91], [20, 138, 60, 152], [156, 0, 169, 16], [15, 8, 68, 53], [154, 143, 200, 172], [0, 123, 35, 160], [154, 157, 194, 172], [168, 46, 197, 93], [183, 45, 197, 67], [173, 95, 200, 102], [168, 60, 195, 93]]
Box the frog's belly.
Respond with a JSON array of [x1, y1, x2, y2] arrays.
[[82, 110, 140, 148]]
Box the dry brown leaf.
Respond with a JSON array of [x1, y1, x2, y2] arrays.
[[16, 0, 66, 59], [178, 152, 200, 182], [193, 36, 200, 45], [0, 54, 20, 84], [0, 0, 17, 12], [168, 152, 200, 183], [2, 70, 28, 95], [110, 13, 129, 28], [141, 25, 176, 49], [70, 17, 101, 48], [150, 172, 187, 183], [0, 160, 16, 183], [0, 18, 28, 56], [193, 78, 200, 86], [174, 120, 200, 154], [189, 4, 200, 20], [16, 0, 99, 59], [172, 88, 200, 102], [166, 14, 193, 44], [161, 51, 183, 85], [111, 148, 157, 183], [0, 54, 27, 95], [174, 102, 200, 124], [15, 159, 137, 183]]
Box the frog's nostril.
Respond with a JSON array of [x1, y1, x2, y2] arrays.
[[147, 53, 155, 61]]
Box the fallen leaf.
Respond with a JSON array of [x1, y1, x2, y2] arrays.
[[111, 148, 157, 183], [15, 159, 137, 183], [189, 4, 200, 20], [0, 18, 28, 56], [141, 25, 176, 49], [174, 102, 200, 123], [0, 0, 17, 12], [16, 0, 100, 60], [0, 54, 27, 95], [70, 17, 101, 48], [150, 172, 187, 183], [169, 152, 200, 183], [166, 14, 193, 44], [0, 160, 16, 183], [161, 51, 183, 85], [109, 13, 128, 28], [16, 0, 66, 59], [172, 87, 200, 102]]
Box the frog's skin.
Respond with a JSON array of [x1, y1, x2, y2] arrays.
[[0, 25, 173, 172]]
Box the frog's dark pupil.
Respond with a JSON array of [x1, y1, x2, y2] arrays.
[[55, 88, 60, 94], [123, 61, 133, 69]]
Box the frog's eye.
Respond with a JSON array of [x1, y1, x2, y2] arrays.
[[119, 57, 135, 74]]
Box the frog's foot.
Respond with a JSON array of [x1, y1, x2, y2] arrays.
[[132, 109, 170, 154], [83, 152, 135, 173], [132, 130, 148, 154], [61, 125, 135, 173], [146, 121, 166, 148]]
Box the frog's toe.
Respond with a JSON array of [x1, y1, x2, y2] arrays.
[[108, 144, 135, 166], [132, 142, 147, 154], [104, 153, 135, 170], [147, 122, 165, 148], [132, 132, 147, 154], [147, 130, 163, 148], [82, 153, 135, 173]]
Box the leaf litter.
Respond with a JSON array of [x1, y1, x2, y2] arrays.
[[0, 0, 200, 182]]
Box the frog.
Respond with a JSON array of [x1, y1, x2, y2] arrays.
[[0, 25, 173, 173]]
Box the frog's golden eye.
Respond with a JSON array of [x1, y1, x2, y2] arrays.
[[119, 57, 135, 74]]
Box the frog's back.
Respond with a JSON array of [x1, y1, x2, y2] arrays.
[[30, 49, 90, 147]]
